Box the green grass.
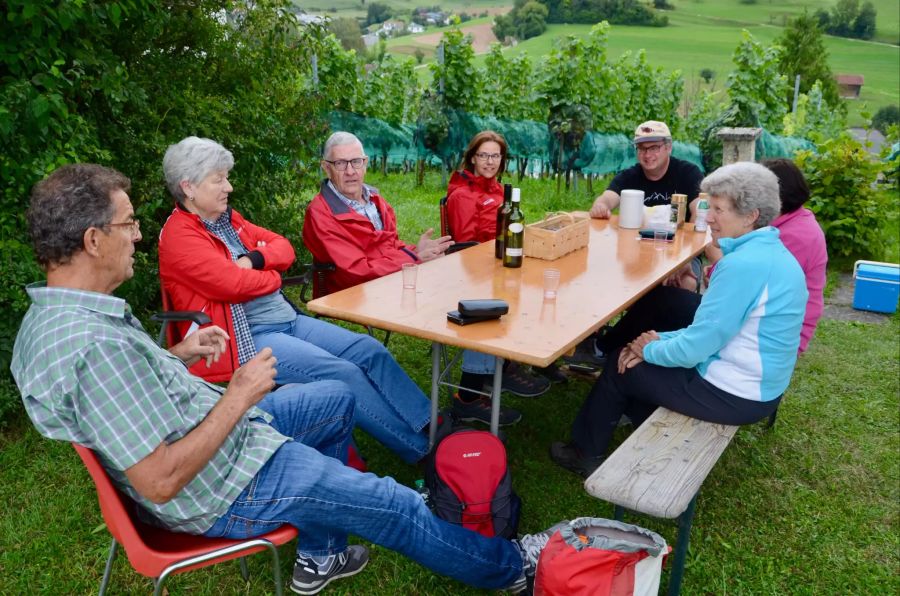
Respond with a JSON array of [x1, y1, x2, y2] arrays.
[[1, 172, 898, 594]]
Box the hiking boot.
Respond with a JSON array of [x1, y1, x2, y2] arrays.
[[291, 545, 369, 595], [534, 362, 568, 384], [549, 442, 605, 479], [505, 521, 571, 593], [502, 362, 550, 398], [451, 394, 522, 426]]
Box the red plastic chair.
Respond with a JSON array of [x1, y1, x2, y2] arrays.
[[72, 444, 298, 596]]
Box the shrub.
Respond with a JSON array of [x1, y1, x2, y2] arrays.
[[795, 134, 896, 259], [872, 105, 900, 134]]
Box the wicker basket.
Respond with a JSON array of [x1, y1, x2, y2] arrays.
[[524, 212, 590, 260]]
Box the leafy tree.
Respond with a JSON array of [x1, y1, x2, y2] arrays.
[[540, 0, 668, 27], [329, 17, 366, 53], [0, 0, 329, 418], [725, 31, 788, 132], [365, 2, 393, 26], [700, 68, 715, 84], [414, 48, 426, 64], [492, 0, 547, 41], [852, 1, 877, 39], [776, 11, 841, 108], [517, 1, 549, 39], [818, 0, 877, 40]]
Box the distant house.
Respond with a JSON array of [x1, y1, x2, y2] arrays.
[[382, 19, 405, 33], [408, 22, 424, 34], [835, 74, 864, 99]]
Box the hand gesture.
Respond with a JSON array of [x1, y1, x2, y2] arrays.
[[416, 228, 454, 262], [170, 326, 230, 368], [227, 348, 278, 408]]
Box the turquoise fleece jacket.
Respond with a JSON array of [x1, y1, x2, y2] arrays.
[[644, 227, 807, 401]]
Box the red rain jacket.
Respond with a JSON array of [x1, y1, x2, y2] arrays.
[[445, 170, 503, 243]]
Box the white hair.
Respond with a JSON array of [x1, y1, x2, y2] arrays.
[[163, 136, 234, 202], [700, 161, 781, 228], [323, 132, 364, 160]]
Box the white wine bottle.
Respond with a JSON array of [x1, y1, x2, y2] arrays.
[[503, 189, 524, 268]]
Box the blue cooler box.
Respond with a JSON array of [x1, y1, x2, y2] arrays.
[[853, 260, 900, 313]]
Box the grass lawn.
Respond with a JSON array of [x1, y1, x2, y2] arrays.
[[1, 172, 897, 594]]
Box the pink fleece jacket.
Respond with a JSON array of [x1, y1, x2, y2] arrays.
[[770, 208, 828, 352]]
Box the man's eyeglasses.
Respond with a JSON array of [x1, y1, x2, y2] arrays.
[[475, 152, 502, 163], [324, 157, 368, 171], [104, 219, 141, 235], [636, 143, 666, 155]]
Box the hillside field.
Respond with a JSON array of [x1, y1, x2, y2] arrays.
[[295, 0, 899, 126]]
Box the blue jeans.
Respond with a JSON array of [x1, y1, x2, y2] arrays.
[[204, 383, 523, 589], [462, 349, 495, 374], [251, 315, 430, 463]]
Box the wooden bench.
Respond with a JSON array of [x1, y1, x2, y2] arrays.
[[584, 407, 739, 596]]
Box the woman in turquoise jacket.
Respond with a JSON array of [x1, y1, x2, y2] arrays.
[[552, 162, 808, 478]]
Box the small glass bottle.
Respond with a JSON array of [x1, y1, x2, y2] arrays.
[[694, 193, 710, 232], [414, 479, 431, 509]]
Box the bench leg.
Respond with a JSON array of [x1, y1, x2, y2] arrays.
[[613, 505, 624, 522], [667, 495, 697, 596]]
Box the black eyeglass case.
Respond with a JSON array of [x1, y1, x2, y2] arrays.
[[458, 299, 509, 317]]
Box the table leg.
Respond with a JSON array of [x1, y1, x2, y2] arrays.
[[490, 356, 504, 436], [429, 342, 441, 448]]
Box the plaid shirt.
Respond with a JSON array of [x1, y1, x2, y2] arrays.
[[11, 283, 288, 533], [327, 180, 384, 231], [202, 210, 257, 365]]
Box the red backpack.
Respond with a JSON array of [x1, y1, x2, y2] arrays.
[[424, 427, 521, 539]]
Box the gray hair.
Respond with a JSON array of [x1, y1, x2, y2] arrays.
[[700, 161, 781, 228], [322, 132, 364, 160], [27, 164, 131, 268], [163, 136, 234, 202]]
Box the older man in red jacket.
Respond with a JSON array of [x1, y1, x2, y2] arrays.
[[302, 132, 453, 296]]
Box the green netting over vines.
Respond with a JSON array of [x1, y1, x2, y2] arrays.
[[329, 110, 810, 176], [755, 129, 816, 159]]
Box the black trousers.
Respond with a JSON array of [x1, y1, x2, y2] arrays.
[[596, 285, 703, 353], [570, 349, 782, 458]]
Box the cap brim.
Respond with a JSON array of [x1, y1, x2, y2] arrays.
[[633, 136, 670, 144]]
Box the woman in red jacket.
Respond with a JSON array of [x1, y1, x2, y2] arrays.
[[445, 132, 552, 423], [158, 136, 431, 464], [446, 131, 507, 243]]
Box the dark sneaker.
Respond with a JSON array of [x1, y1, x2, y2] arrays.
[[505, 521, 571, 593], [291, 545, 369, 595], [451, 394, 522, 426], [502, 362, 551, 398], [549, 442, 605, 479], [563, 336, 607, 369], [534, 362, 568, 384]]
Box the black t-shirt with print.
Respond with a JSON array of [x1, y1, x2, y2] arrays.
[[607, 156, 703, 217]]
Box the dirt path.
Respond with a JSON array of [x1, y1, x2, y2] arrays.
[[415, 22, 498, 53]]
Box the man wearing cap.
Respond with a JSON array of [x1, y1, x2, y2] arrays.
[[589, 121, 703, 219]]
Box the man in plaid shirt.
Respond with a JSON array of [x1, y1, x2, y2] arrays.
[[12, 163, 550, 595]]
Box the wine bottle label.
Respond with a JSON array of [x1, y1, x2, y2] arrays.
[[505, 248, 523, 257], [508, 223, 524, 233]]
